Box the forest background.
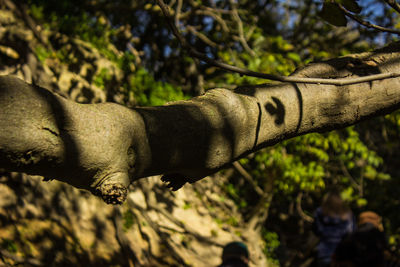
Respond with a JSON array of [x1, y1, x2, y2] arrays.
[[0, 0, 400, 266]]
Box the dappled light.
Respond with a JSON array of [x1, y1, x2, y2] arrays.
[[1, 0, 400, 266]]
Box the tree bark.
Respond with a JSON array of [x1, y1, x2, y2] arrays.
[[2, 42, 400, 204]]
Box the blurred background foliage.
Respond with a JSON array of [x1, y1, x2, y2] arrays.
[[8, 0, 400, 265]]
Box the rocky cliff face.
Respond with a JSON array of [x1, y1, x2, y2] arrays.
[[0, 2, 268, 266]]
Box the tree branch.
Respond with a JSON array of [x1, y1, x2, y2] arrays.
[[232, 161, 264, 196], [228, 0, 256, 57], [383, 0, 400, 14], [156, 0, 400, 85], [296, 192, 313, 223], [339, 4, 400, 35], [2, 42, 400, 203]]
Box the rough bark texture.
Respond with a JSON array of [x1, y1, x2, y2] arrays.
[[1, 42, 400, 204], [0, 5, 272, 266]]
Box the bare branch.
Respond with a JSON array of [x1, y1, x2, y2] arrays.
[[156, 0, 400, 85], [296, 192, 313, 223], [186, 25, 220, 48], [174, 0, 183, 27], [383, 0, 400, 14], [229, 0, 256, 56], [339, 159, 361, 191], [232, 161, 264, 196], [195, 9, 230, 33], [339, 4, 400, 35]]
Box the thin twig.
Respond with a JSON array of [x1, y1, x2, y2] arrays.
[[384, 0, 400, 14], [232, 161, 264, 196], [195, 9, 230, 33], [156, 0, 400, 85], [339, 4, 400, 35], [229, 0, 256, 56], [186, 25, 220, 48], [339, 159, 361, 192], [296, 192, 313, 223], [174, 0, 182, 28]]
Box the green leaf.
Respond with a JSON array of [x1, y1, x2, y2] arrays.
[[356, 198, 367, 207], [319, 2, 347, 27], [340, 0, 362, 13]]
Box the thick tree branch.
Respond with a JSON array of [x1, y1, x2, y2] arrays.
[[2, 42, 400, 203]]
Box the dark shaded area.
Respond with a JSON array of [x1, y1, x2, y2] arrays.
[[294, 84, 303, 133], [253, 102, 262, 149], [0, 76, 84, 188], [265, 97, 285, 125], [136, 93, 248, 186], [0, 173, 139, 267]]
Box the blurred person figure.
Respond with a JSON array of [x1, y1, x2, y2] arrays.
[[218, 241, 249, 267], [332, 211, 400, 267], [312, 190, 356, 267], [358, 211, 383, 231], [331, 219, 387, 267]]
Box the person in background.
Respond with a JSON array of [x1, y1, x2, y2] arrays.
[[218, 241, 249, 267], [358, 211, 383, 231], [312, 190, 356, 267], [332, 211, 400, 267], [331, 222, 386, 267]]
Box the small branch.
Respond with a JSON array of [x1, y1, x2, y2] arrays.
[[156, 0, 400, 85], [174, 0, 183, 28], [186, 25, 220, 48], [383, 0, 400, 14], [339, 159, 361, 192], [229, 0, 256, 57], [245, 191, 273, 233], [232, 161, 264, 196], [296, 192, 313, 223], [245, 25, 257, 41], [195, 9, 230, 33], [339, 4, 400, 35]]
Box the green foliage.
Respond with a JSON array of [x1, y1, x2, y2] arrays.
[[241, 126, 388, 199], [212, 35, 300, 87], [29, 1, 188, 107], [34, 44, 74, 65], [29, 1, 114, 51], [1, 238, 18, 253], [34, 45, 52, 62], [183, 201, 192, 210], [227, 217, 239, 227], [116, 52, 137, 73], [210, 229, 218, 237], [125, 68, 188, 106], [93, 68, 112, 90], [122, 210, 135, 231], [224, 183, 247, 209], [262, 230, 280, 266]]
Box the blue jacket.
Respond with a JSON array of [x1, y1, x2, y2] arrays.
[[312, 207, 356, 262]]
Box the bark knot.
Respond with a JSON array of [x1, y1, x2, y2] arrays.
[[93, 172, 130, 204]]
